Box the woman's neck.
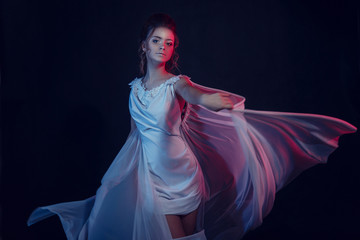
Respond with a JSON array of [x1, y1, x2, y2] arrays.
[[144, 62, 173, 83]]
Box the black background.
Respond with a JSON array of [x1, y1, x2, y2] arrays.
[[1, 0, 360, 239]]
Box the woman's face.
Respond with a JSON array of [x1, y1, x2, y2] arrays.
[[143, 27, 175, 64]]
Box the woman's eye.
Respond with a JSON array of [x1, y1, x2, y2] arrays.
[[167, 42, 173, 46], [152, 39, 158, 43]]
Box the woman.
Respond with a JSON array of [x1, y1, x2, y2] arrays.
[[27, 13, 357, 240], [132, 13, 235, 239]]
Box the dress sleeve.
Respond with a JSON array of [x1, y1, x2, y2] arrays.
[[167, 75, 193, 86], [128, 78, 140, 89]]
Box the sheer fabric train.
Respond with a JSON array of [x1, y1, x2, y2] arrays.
[[27, 75, 357, 240]]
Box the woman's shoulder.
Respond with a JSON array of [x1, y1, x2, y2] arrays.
[[177, 74, 191, 81], [128, 77, 141, 88], [161, 74, 191, 83], [165, 74, 191, 83], [174, 74, 193, 87]]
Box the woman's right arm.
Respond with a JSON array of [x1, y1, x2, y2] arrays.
[[174, 76, 233, 112]]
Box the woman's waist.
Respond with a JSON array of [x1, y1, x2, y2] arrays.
[[140, 131, 190, 156], [138, 124, 181, 137]]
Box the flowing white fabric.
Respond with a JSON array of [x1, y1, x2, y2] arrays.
[[27, 75, 357, 240]]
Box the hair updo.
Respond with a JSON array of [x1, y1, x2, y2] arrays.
[[138, 13, 180, 75]]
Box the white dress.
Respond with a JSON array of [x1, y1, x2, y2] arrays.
[[128, 75, 206, 215], [27, 74, 357, 240]]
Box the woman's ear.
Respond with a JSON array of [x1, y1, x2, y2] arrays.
[[141, 42, 146, 52]]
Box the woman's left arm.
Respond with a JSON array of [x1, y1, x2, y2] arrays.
[[174, 76, 233, 112]]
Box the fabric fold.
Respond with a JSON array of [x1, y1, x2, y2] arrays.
[[180, 81, 356, 239]]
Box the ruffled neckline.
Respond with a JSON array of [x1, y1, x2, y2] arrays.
[[139, 75, 182, 94], [129, 75, 183, 107]]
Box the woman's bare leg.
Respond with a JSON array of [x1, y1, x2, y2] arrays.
[[166, 214, 186, 238], [166, 207, 199, 238], [181, 208, 199, 236]]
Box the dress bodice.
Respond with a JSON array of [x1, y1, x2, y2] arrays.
[[128, 75, 185, 138], [127, 74, 205, 215]]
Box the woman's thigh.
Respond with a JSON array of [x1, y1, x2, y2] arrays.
[[181, 208, 199, 236], [166, 214, 186, 238]]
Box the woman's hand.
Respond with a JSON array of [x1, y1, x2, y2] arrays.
[[200, 93, 233, 111]]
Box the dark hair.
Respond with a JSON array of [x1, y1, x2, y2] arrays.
[[138, 13, 180, 75]]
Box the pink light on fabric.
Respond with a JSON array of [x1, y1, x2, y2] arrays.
[[181, 79, 356, 239]]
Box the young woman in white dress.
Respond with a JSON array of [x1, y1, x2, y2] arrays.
[[137, 13, 233, 239]]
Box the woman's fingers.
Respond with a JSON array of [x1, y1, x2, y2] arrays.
[[223, 102, 233, 109], [220, 94, 233, 109], [219, 93, 229, 97]]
